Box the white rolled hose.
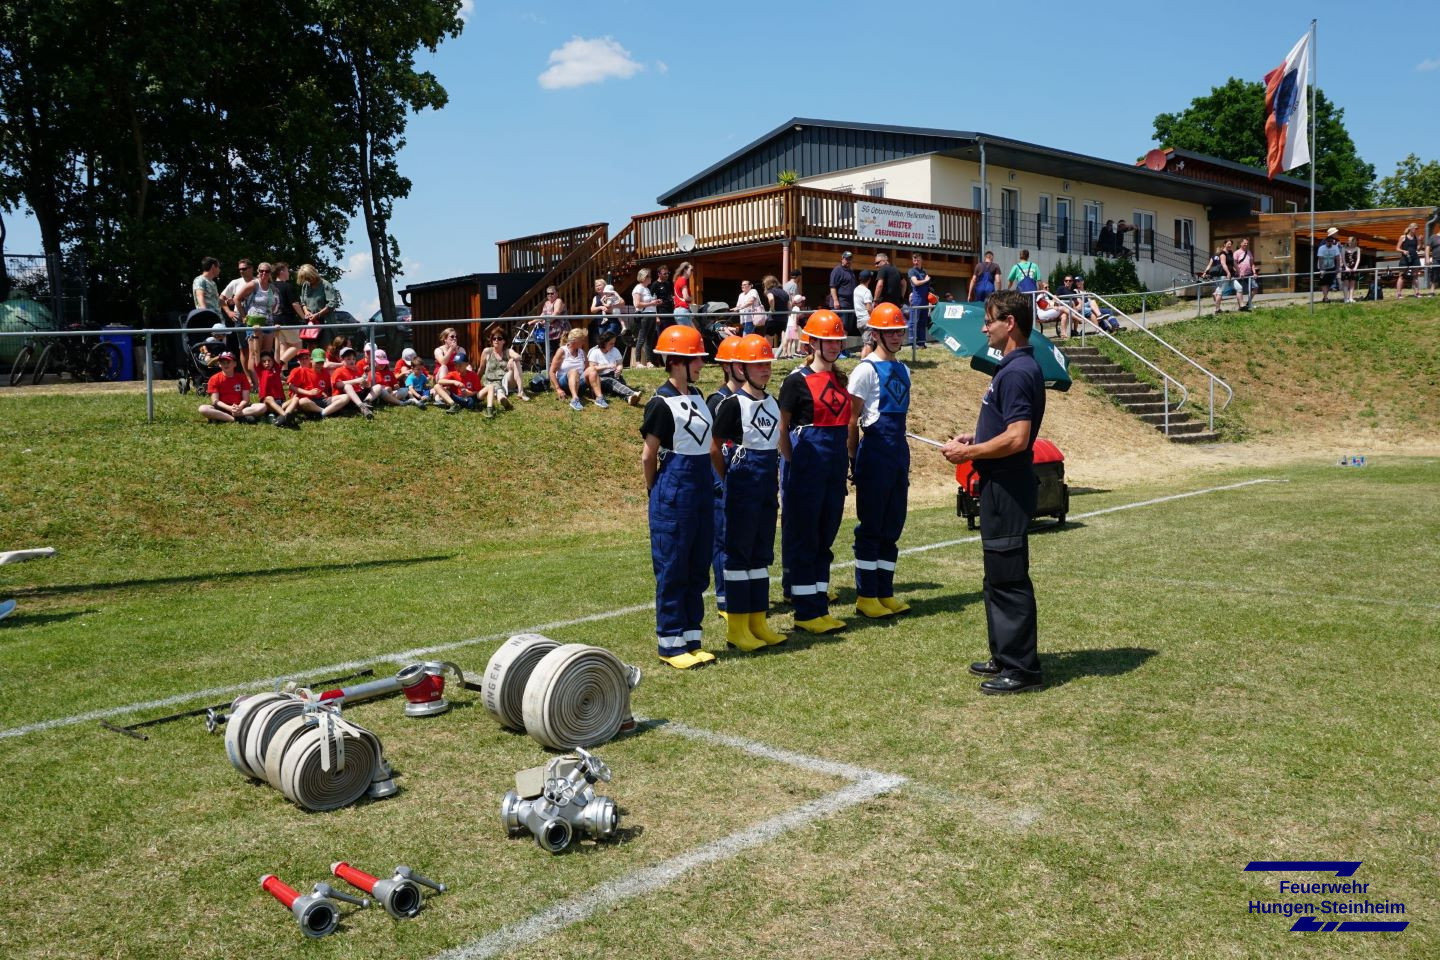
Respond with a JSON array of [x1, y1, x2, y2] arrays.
[[481, 634, 560, 730], [223, 693, 393, 811], [521, 644, 640, 750]]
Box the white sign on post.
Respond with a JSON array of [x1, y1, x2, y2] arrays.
[[855, 200, 940, 246]]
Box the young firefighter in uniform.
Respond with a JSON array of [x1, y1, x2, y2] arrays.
[[778, 309, 852, 634], [708, 336, 744, 620], [712, 334, 788, 650], [641, 325, 720, 669], [848, 302, 913, 617]]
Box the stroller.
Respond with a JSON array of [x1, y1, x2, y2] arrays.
[[177, 308, 241, 394]]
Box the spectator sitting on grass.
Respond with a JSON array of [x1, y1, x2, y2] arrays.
[[365, 349, 406, 409], [329, 347, 374, 419], [284, 349, 329, 418], [198, 353, 263, 423], [325, 335, 350, 371], [1072, 277, 1120, 333], [588, 327, 643, 407], [476, 327, 515, 418], [438, 348, 480, 413], [551, 328, 606, 410], [254, 350, 301, 428], [434, 327, 460, 379]]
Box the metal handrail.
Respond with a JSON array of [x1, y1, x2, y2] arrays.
[[1054, 290, 1232, 433], [1057, 309, 1188, 435]]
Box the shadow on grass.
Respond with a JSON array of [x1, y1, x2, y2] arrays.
[[0, 609, 92, 629], [9, 554, 455, 599], [1044, 647, 1157, 689], [1068, 486, 1112, 496]]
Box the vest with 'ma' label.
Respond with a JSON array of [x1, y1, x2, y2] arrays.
[[735, 393, 781, 450]]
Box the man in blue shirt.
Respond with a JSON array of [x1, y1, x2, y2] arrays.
[[942, 291, 1047, 694], [907, 252, 931, 349], [828, 251, 858, 333]]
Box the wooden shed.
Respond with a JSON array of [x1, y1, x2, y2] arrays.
[[402, 272, 540, 362]]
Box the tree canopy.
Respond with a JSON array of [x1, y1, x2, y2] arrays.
[[1374, 154, 1440, 210], [0, 0, 463, 320], [1151, 77, 1375, 210]]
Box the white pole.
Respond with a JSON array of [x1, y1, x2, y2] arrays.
[[1308, 18, 1317, 315]]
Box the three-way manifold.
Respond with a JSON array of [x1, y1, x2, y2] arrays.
[[501, 748, 619, 853]]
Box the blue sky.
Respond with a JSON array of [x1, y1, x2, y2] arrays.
[[7, 0, 1439, 316]]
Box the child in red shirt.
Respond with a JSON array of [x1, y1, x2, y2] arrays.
[[365, 349, 405, 409], [285, 350, 328, 420], [198, 353, 264, 422], [254, 350, 302, 428], [328, 347, 373, 418], [438, 348, 479, 412]]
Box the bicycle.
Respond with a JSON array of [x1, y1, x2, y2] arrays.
[[28, 324, 124, 385], [7, 314, 50, 387]]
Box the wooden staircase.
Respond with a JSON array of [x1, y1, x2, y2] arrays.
[[1065, 345, 1220, 443]]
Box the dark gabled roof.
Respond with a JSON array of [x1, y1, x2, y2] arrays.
[[1153, 147, 1315, 191], [656, 118, 1259, 208]]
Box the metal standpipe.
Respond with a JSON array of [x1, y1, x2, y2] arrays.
[[144, 333, 155, 423]]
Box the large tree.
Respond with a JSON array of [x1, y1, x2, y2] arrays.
[[1152, 77, 1375, 210], [0, 0, 463, 321], [1374, 154, 1440, 209]]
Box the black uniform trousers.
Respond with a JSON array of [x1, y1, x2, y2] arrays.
[[978, 469, 1040, 680]]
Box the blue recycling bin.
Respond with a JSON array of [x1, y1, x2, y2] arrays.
[[101, 324, 135, 381]]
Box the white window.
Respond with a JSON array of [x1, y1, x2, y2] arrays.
[[972, 183, 989, 213], [1285, 200, 1299, 213], [1000, 188, 1020, 248], [863, 180, 885, 198], [1055, 198, 1072, 254], [1083, 202, 1102, 251], [1132, 210, 1156, 249], [1174, 218, 1195, 251], [1038, 195, 1051, 225], [834, 184, 853, 194]]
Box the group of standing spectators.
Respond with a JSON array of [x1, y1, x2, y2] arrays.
[[192, 256, 342, 381], [826, 250, 937, 350]]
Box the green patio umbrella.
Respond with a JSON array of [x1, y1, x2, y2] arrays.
[[929, 301, 1072, 391]]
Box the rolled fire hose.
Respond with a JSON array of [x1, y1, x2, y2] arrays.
[[481, 634, 560, 730], [224, 693, 394, 811], [521, 644, 640, 750]]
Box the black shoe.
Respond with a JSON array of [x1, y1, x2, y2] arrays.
[[968, 659, 1001, 676], [980, 675, 1043, 695], [265, 414, 279, 425], [238, 415, 258, 425]]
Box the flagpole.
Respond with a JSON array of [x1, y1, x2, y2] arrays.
[[1309, 18, 1317, 315]]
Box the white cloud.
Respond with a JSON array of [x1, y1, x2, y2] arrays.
[[1417, 57, 1440, 72], [538, 36, 643, 90], [334, 251, 422, 322], [656, 60, 668, 74], [459, 0, 474, 22]]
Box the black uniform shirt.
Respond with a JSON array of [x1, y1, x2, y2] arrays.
[[973, 345, 1045, 477]]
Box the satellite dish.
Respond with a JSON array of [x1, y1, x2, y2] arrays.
[[677, 233, 696, 252], [1143, 149, 1168, 172]]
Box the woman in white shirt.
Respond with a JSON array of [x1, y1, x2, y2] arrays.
[[632, 268, 661, 368], [587, 327, 643, 406], [735, 280, 766, 337]]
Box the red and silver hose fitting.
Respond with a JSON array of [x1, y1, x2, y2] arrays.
[[259, 874, 367, 938], [330, 861, 444, 919]]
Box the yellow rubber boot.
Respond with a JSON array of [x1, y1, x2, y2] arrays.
[[726, 615, 767, 651], [658, 652, 702, 670], [820, 614, 847, 631], [879, 596, 911, 614], [691, 649, 717, 664], [794, 616, 843, 635], [748, 612, 787, 645], [717, 609, 728, 621], [855, 596, 896, 619]]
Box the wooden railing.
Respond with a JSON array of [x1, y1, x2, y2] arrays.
[[629, 185, 979, 261], [634, 186, 791, 261], [791, 186, 979, 255], [504, 222, 638, 327], [497, 222, 608, 274], [499, 224, 611, 319]]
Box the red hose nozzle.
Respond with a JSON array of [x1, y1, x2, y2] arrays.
[[331, 861, 423, 919], [260, 874, 341, 938]]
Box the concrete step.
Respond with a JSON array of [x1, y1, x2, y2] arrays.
[[1064, 346, 1103, 359], [1155, 420, 1209, 435], [1084, 372, 1141, 385], [1070, 361, 1125, 376], [1168, 430, 1223, 444], [1100, 382, 1158, 396], [1140, 411, 1195, 426], [1121, 401, 1178, 415]]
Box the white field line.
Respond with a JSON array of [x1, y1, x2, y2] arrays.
[[430, 722, 907, 960], [0, 477, 1282, 742]]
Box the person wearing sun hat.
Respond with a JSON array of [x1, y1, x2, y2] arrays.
[[640, 324, 718, 669], [365, 348, 406, 408]]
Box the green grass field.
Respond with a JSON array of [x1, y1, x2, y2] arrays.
[[1, 334, 1437, 958]]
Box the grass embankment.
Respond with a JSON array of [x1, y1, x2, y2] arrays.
[[2, 343, 1438, 958], [1090, 298, 1440, 441]]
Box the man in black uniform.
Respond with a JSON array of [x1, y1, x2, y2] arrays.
[[942, 291, 1046, 694]]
